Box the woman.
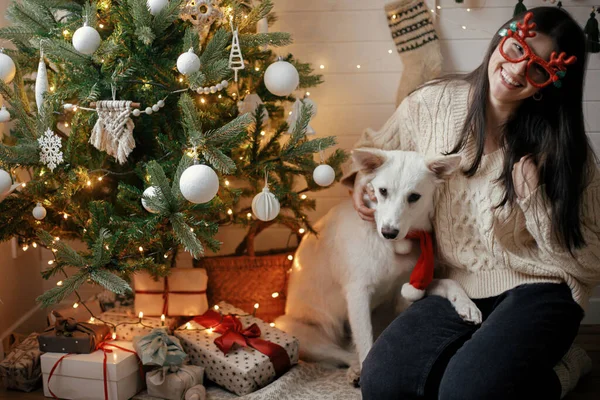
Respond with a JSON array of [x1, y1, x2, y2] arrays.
[[351, 8, 600, 400]]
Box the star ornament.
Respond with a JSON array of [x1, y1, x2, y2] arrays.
[[38, 128, 64, 172]]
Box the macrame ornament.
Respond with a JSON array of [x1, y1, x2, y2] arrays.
[[89, 101, 136, 164], [287, 98, 316, 135], [385, 0, 442, 106], [181, 0, 223, 37], [585, 8, 600, 54], [228, 19, 244, 82], [237, 93, 269, 126]]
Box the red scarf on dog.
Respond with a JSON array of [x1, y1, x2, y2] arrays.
[[405, 231, 434, 291]]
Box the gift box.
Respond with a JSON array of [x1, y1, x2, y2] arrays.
[[133, 268, 209, 317], [146, 365, 204, 400], [94, 311, 178, 342], [0, 333, 43, 392], [41, 340, 144, 400], [39, 311, 111, 354], [175, 302, 299, 396], [133, 329, 187, 366]]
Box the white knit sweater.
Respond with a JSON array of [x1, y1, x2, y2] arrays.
[[352, 79, 600, 309]]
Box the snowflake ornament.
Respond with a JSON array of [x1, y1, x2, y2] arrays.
[[38, 128, 64, 171], [181, 0, 223, 32]]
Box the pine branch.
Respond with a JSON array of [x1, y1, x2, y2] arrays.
[[36, 270, 89, 308], [172, 155, 194, 205], [91, 228, 113, 267], [146, 160, 177, 212], [170, 212, 204, 259], [37, 230, 87, 268], [202, 147, 236, 174], [89, 269, 131, 294], [240, 32, 291, 48]]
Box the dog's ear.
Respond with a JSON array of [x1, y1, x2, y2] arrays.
[[352, 148, 387, 173], [426, 155, 462, 180], [340, 171, 358, 189]]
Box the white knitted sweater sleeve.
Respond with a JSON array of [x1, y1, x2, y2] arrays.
[[516, 167, 600, 287]]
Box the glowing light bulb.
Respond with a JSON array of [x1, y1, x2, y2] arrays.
[[89, 317, 95, 323], [87, 180, 92, 186], [49, 260, 54, 265], [388, 49, 393, 54], [105, 245, 109, 250], [247, 213, 252, 219], [55, 237, 60, 241], [32, 242, 37, 248], [287, 255, 293, 261], [21, 183, 26, 187], [112, 332, 117, 340], [254, 303, 259, 309], [467, 8, 471, 12], [272, 292, 279, 298], [62, 29, 69, 36], [319, 64, 325, 69], [299, 228, 305, 234], [301, 194, 307, 200], [225, 180, 230, 186], [356, 65, 361, 69], [208, 327, 214, 333], [164, 254, 168, 258], [289, 111, 293, 115], [161, 314, 165, 322], [392, 14, 397, 19], [139, 246, 144, 252], [64, 122, 69, 127], [306, 92, 310, 96], [138, 312, 143, 320], [63, 214, 68, 219], [218, 94, 222, 99], [227, 209, 233, 215], [179, 77, 184, 82], [73, 302, 79, 309], [22, 245, 29, 251], [200, 98, 206, 104], [260, 130, 266, 136], [56, 280, 63, 286], [462, 26, 467, 30], [190, 228, 194, 232], [437, 5, 441, 9], [270, 322, 275, 327], [186, 322, 192, 329], [99, 23, 104, 28], [255, 67, 260, 71], [50, 86, 55, 92], [98, 177, 103, 181], [214, 305, 219, 311]]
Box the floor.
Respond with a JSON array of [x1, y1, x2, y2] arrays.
[[1, 325, 599, 399]]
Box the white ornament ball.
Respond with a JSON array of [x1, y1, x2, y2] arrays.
[[264, 60, 299, 97], [216, 83, 223, 90], [179, 164, 219, 204], [177, 48, 201, 75], [196, 87, 203, 94], [210, 86, 216, 93], [0, 169, 12, 196], [141, 186, 161, 213], [72, 24, 101, 55], [313, 164, 335, 187], [152, 104, 160, 112], [221, 80, 229, 87], [145, 107, 153, 115], [203, 87, 210, 94], [157, 100, 165, 108], [147, 0, 169, 15], [0, 52, 16, 84], [132, 109, 141, 117], [252, 186, 280, 221], [33, 202, 47, 220], [0, 106, 10, 123]]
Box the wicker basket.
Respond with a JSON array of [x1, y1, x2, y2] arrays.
[[197, 248, 295, 322]]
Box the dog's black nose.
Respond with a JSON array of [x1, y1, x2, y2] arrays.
[[381, 227, 399, 239]]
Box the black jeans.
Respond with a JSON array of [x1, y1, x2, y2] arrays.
[[361, 283, 584, 400]]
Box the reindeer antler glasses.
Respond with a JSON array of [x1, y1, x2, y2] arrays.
[[498, 12, 577, 88]]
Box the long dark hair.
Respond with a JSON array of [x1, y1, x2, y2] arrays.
[[435, 7, 592, 252]]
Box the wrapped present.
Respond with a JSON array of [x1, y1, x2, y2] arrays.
[[134, 268, 209, 317], [41, 340, 144, 400], [175, 302, 299, 396], [133, 329, 187, 366], [38, 311, 111, 354], [0, 333, 43, 392], [93, 311, 178, 342], [146, 365, 204, 400]]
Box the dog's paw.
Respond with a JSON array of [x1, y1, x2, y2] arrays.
[[452, 297, 483, 325], [346, 362, 361, 387]]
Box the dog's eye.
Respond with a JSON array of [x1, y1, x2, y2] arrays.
[[408, 193, 421, 203], [379, 188, 388, 197]]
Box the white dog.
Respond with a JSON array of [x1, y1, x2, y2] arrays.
[[275, 148, 482, 382]]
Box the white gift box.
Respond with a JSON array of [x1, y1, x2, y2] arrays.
[[175, 302, 299, 396], [133, 268, 209, 317], [41, 341, 144, 400]]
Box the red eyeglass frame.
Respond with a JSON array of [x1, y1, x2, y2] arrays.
[[498, 12, 577, 88]]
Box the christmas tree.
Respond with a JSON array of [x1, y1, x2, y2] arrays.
[[0, 0, 347, 309]]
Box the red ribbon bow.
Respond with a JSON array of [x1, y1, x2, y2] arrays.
[[405, 230, 435, 290], [47, 341, 143, 400], [193, 310, 291, 376], [135, 275, 207, 316]]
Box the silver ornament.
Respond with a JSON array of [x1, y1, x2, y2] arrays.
[[33, 202, 47, 220]]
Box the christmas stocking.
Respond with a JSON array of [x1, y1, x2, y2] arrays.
[[385, 0, 443, 106]]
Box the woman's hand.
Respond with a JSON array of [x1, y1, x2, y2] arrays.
[[513, 155, 539, 199], [350, 174, 377, 221]]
